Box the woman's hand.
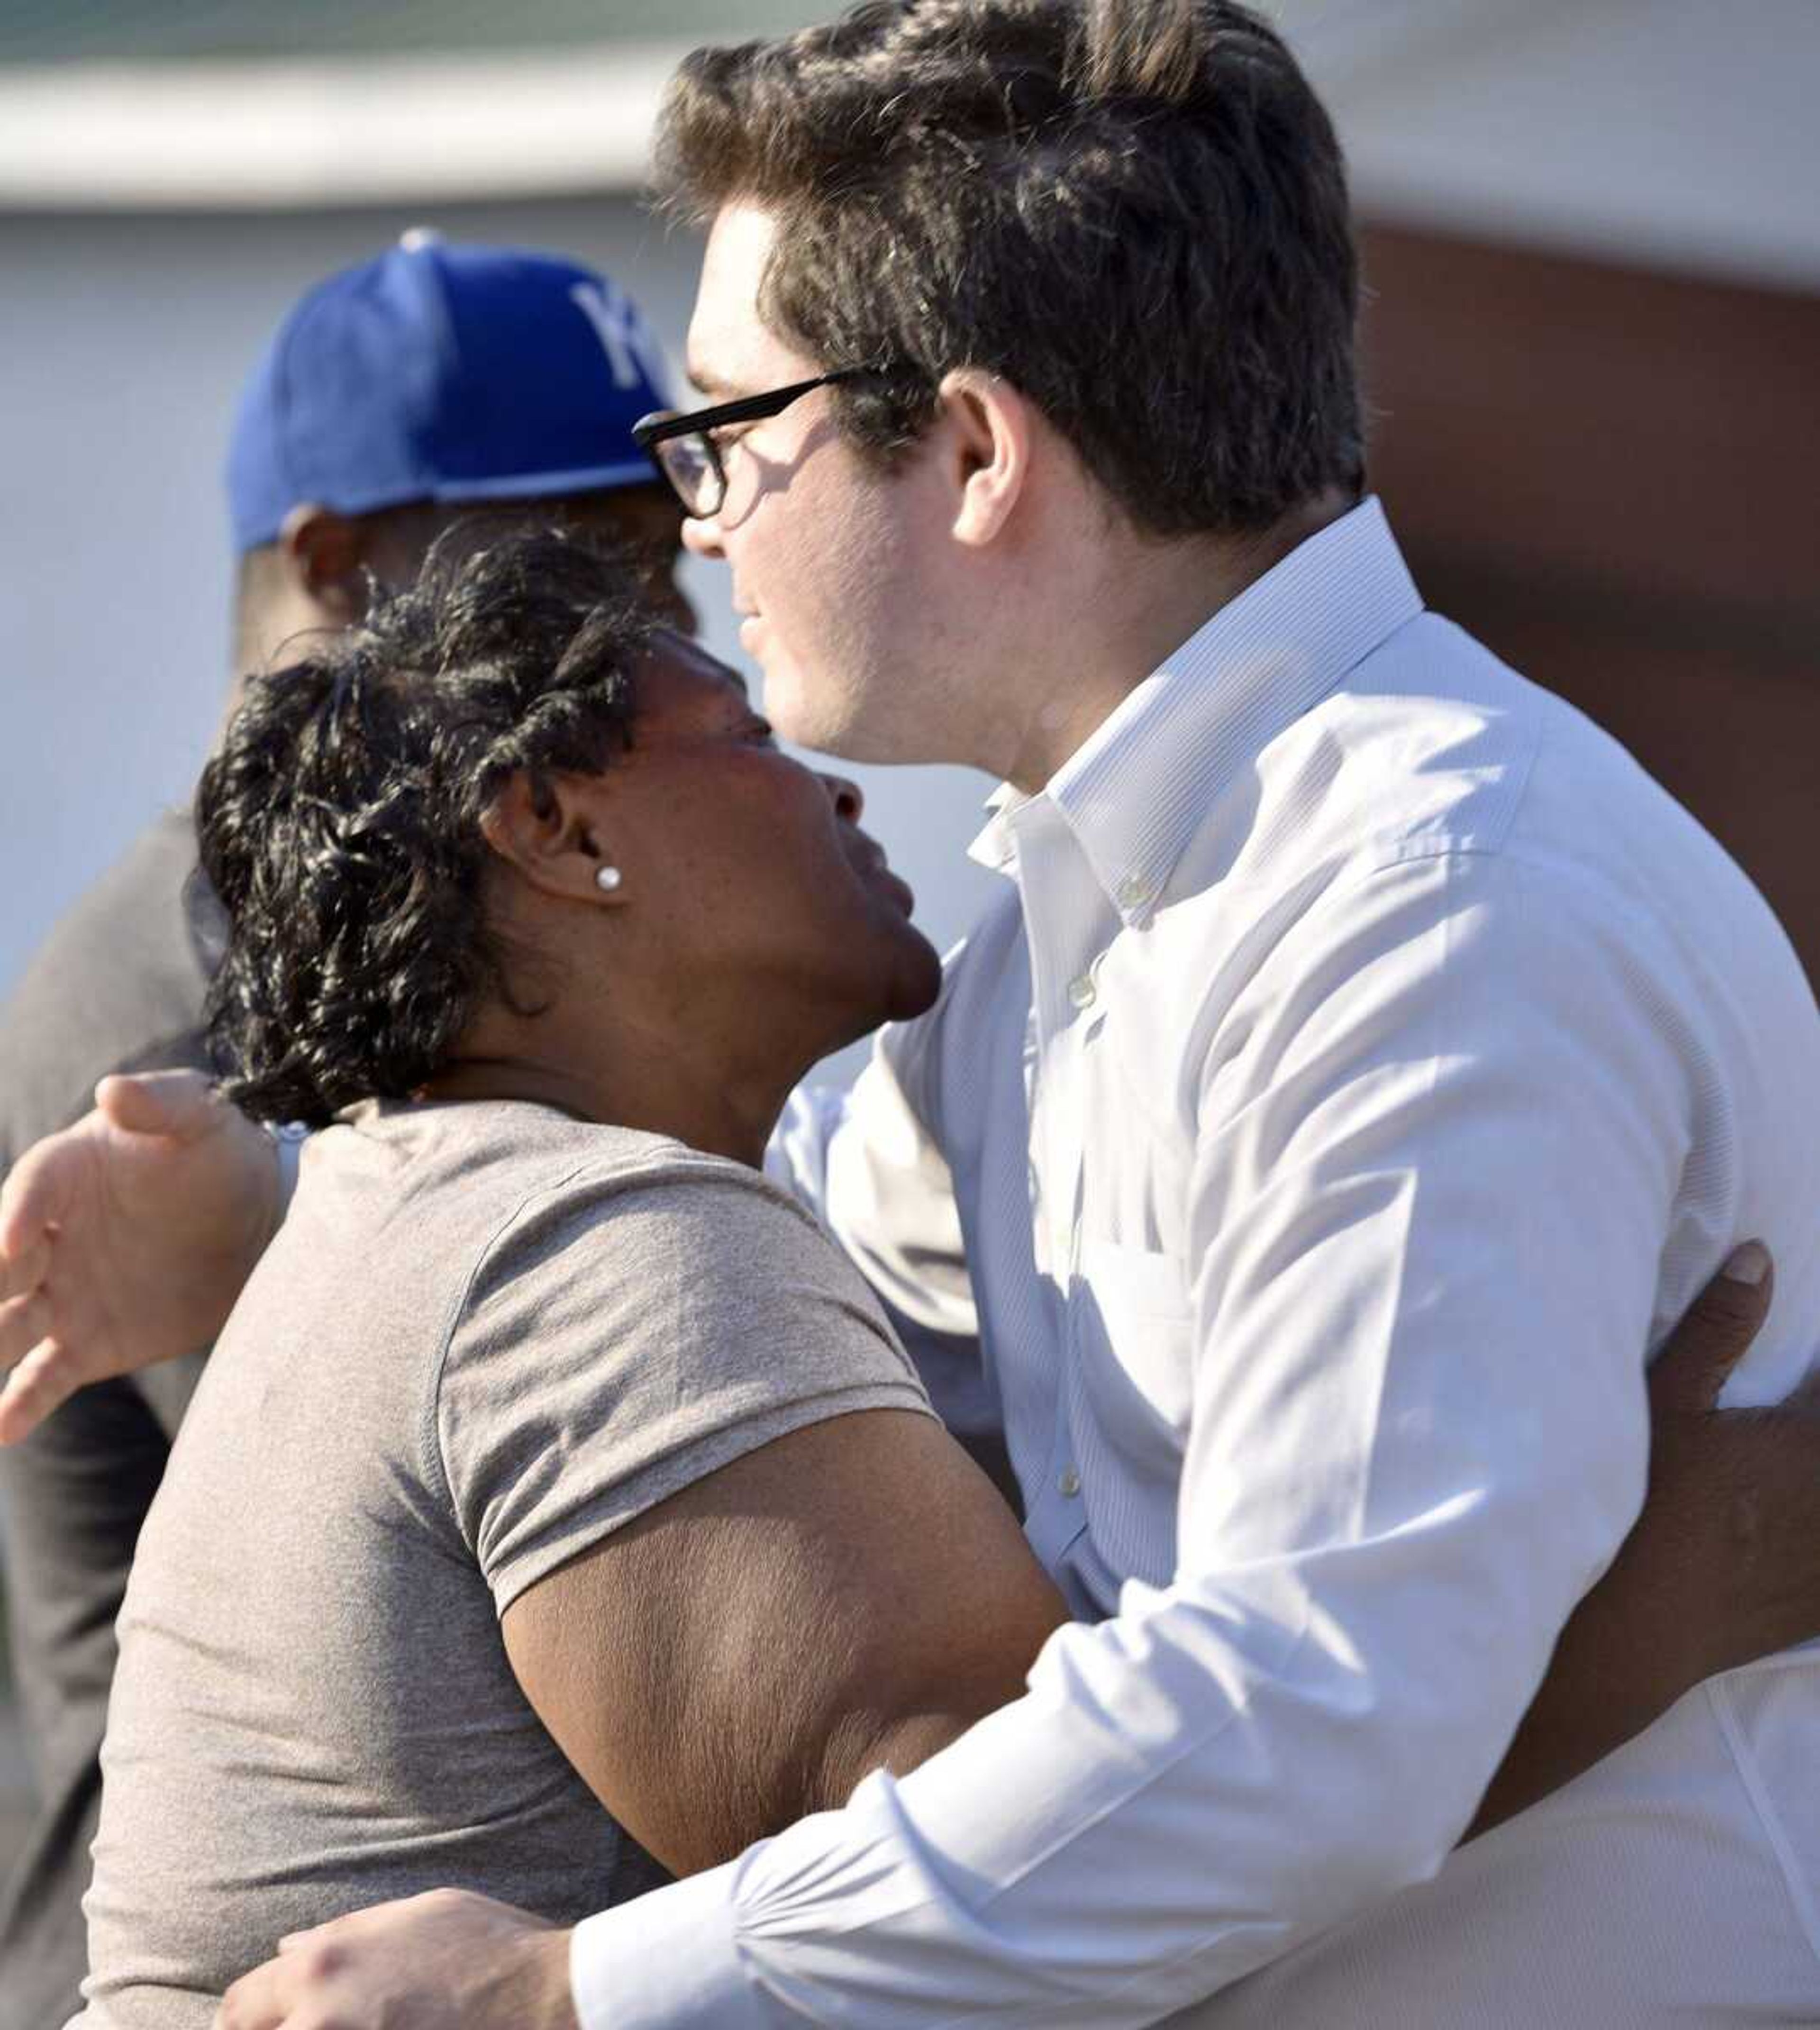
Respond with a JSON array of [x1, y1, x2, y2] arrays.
[[0, 1069, 281, 1440], [1473, 1242, 1820, 1833]]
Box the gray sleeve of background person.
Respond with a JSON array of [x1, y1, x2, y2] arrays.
[[434, 1150, 937, 1615]]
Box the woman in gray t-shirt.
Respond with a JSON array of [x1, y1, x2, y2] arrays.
[[77, 530, 1067, 2029]]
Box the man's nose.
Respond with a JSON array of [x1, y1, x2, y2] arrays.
[[680, 512, 725, 562], [819, 771, 864, 823]]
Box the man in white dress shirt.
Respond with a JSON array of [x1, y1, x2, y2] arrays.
[[6, 2, 1820, 2025]]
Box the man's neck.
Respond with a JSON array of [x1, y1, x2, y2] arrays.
[[998, 489, 1353, 795]]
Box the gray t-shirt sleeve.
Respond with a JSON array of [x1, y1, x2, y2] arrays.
[[432, 1150, 935, 1616]]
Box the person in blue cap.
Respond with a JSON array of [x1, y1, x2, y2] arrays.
[[228, 229, 691, 675], [0, 231, 686, 2030]]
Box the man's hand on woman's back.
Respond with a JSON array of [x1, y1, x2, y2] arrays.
[[0, 1068, 279, 1441]]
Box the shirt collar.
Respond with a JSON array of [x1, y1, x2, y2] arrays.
[[968, 783, 1025, 874], [968, 496, 1422, 912]]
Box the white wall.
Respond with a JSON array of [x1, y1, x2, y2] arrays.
[[0, 196, 1004, 1085]]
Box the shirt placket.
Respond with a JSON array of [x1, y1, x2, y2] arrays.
[[1010, 802, 1102, 1577]]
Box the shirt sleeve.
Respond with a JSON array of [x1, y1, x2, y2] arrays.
[[768, 997, 1000, 1439], [434, 1155, 935, 1617], [571, 847, 1697, 2028]]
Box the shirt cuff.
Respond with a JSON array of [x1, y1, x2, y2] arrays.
[[570, 1860, 765, 2030]]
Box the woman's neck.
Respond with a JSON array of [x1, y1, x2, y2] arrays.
[[421, 1032, 798, 1170]]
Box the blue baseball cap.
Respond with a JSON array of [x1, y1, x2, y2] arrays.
[[227, 230, 675, 553]]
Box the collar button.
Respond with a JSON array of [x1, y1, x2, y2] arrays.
[[1116, 874, 1153, 911]]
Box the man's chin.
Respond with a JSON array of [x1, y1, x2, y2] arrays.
[[765, 670, 927, 769], [753, 663, 829, 749]]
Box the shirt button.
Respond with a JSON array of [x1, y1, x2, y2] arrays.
[[1117, 874, 1153, 911], [1067, 973, 1096, 1010], [1057, 1466, 1082, 1497]]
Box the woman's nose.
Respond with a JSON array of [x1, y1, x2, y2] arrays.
[[819, 772, 864, 822]]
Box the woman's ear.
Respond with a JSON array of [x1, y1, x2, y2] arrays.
[[480, 774, 627, 905], [937, 369, 1034, 550]]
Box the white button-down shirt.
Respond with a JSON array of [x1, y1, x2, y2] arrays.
[[574, 500, 1820, 2027]]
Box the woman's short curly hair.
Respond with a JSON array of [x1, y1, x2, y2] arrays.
[[197, 526, 651, 1128]]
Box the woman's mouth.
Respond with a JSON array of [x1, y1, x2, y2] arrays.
[[877, 866, 916, 916], [851, 836, 915, 916]]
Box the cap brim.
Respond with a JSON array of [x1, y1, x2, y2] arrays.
[[431, 459, 661, 502]]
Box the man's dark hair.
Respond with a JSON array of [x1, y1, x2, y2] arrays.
[[198, 528, 650, 1128], [657, 0, 1363, 537]]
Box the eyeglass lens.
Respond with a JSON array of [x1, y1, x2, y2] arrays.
[[660, 434, 721, 516]]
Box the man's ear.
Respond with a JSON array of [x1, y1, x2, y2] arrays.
[[936, 369, 1034, 550], [479, 774, 627, 906], [277, 504, 369, 626]]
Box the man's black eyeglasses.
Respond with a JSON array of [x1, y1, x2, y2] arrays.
[[633, 369, 878, 519]]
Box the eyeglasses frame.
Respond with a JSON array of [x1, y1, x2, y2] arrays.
[[632, 367, 880, 518]]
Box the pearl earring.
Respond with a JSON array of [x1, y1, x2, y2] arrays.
[[594, 865, 622, 893]]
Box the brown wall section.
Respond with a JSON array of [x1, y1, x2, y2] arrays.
[[1357, 222, 1820, 990]]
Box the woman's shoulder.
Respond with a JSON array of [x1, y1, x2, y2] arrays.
[[447, 1106, 842, 1296], [337, 1097, 810, 1232], [305, 1095, 856, 1321], [311, 1096, 739, 1222]]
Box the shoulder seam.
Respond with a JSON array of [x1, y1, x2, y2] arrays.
[[418, 1146, 822, 1539]]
